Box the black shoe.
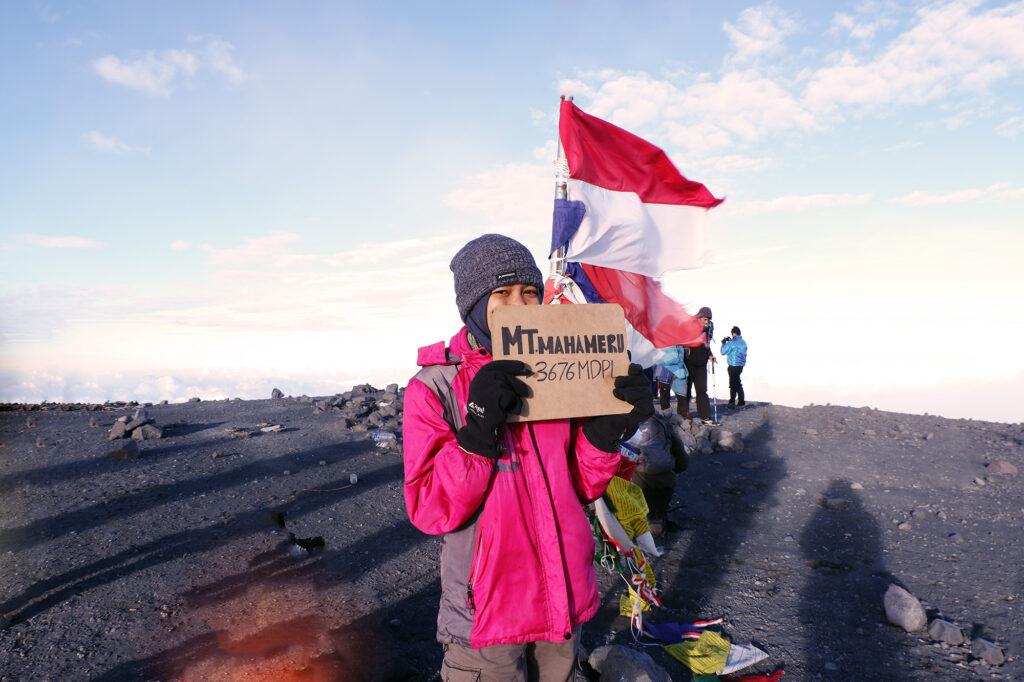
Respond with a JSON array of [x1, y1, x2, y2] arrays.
[[727, 402, 736, 409], [735, 403, 746, 410]]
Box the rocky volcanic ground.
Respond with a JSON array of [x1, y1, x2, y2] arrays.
[[1, 388, 1022, 681]]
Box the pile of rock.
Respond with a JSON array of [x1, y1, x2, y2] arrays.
[[306, 384, 404, 451], [3, 400, 142, 412], [668, 414, 744, 455], [884, 583, 1006, 667], [107, 407, 163, 441]]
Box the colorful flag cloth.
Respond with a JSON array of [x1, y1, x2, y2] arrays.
[[718, 642, 770, 675], [638, 617, 725, 644], [664, 629, 731, 674], [557, 99, 723, 277], [720, 670, 785, 682]]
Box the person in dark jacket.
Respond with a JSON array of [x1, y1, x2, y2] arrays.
[[683, 306, 717, 425], [625, 413, 688, 537], [721, 325, 747, 409]]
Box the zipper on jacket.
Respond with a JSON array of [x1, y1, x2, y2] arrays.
[[527, 423, 574, 629], [466, 511, 488, 617]]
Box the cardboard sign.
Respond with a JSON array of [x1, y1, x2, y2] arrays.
[[491, 303, 632, 422]]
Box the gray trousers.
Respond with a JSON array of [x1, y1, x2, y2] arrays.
[[441, 626, 582, 682]]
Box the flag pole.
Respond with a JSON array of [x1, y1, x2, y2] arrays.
[[552, 95, 571, 277]]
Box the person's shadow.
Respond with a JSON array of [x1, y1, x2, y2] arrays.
[[799, 479, 901, 677]]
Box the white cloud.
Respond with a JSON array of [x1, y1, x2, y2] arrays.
[[170, 240, 191, 250], [828, 2, 902, 42], [996, 115, 1024, 137], [197, 37, 249, 84], [805, 1, 1024, 114], [202, 231, 314, 268], [891, 183, 1022, 205], [562, 2, 1024, 163], [17, 234, 103, 248], [93, 50, 198, 97], [83, 130, 149, 154], [443, 161, 554, 249], [34, 2, 70, 24], [728, 192, 872, 215], [563, 69, 814, 162], [92, 37, 247, 96], [722, 3, 798, 64], [702, 154, 774, 175]]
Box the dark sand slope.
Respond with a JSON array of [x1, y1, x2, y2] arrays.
[[1, 393, 1021, 681]]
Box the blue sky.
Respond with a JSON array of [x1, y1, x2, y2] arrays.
[[2, 1, 1023, 422]]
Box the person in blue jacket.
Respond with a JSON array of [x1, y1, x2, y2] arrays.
[[720, 326, 747, 409], [653, 345, 688, 418]]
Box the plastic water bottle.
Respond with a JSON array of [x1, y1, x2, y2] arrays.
[[370, 431, 398, 448], [349, 473, 358, 485]]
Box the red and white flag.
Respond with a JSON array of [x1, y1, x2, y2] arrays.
[[548, 100, 724, 359], [558, 99, 723, 277]]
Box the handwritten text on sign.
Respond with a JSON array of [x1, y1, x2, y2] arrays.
[[492, 303, 632, 422]]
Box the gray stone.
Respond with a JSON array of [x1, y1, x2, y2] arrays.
[[716, 431, 744, 452], [106, 440, 140, 460], [135, 424, 163, 440], [271, 388, 284, 399], [971, 638, 1005, 666], [125, 416, 152, 432], [928, 618, 963, 645], [108, 421, 129, 440], [987, 460, 1018, 475], [884, 584, 927, 632], [588, 644, 671, 682], [675, 427, 697, 451]]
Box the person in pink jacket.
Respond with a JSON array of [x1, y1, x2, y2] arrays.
[[403, 234, 653, 681]]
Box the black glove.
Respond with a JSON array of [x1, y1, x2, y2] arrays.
[[456, 360, 531, 459], [583, 363, 655, 452]]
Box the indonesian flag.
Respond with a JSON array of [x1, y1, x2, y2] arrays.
[[557, 99, 723, 277], [547, 100, 724, 361]]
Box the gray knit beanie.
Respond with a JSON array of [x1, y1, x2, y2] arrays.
[[450, 234, 544, 321]]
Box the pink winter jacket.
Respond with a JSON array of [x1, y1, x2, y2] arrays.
[[403, 328, 620, 649]]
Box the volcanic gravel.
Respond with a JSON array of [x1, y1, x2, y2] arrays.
[[1, 394, 1022, 681]]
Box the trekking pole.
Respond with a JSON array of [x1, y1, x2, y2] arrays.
[[710, 361, 718, 423]]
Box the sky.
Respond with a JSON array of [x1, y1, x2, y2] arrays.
[[2, 0, 1022, 423]]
